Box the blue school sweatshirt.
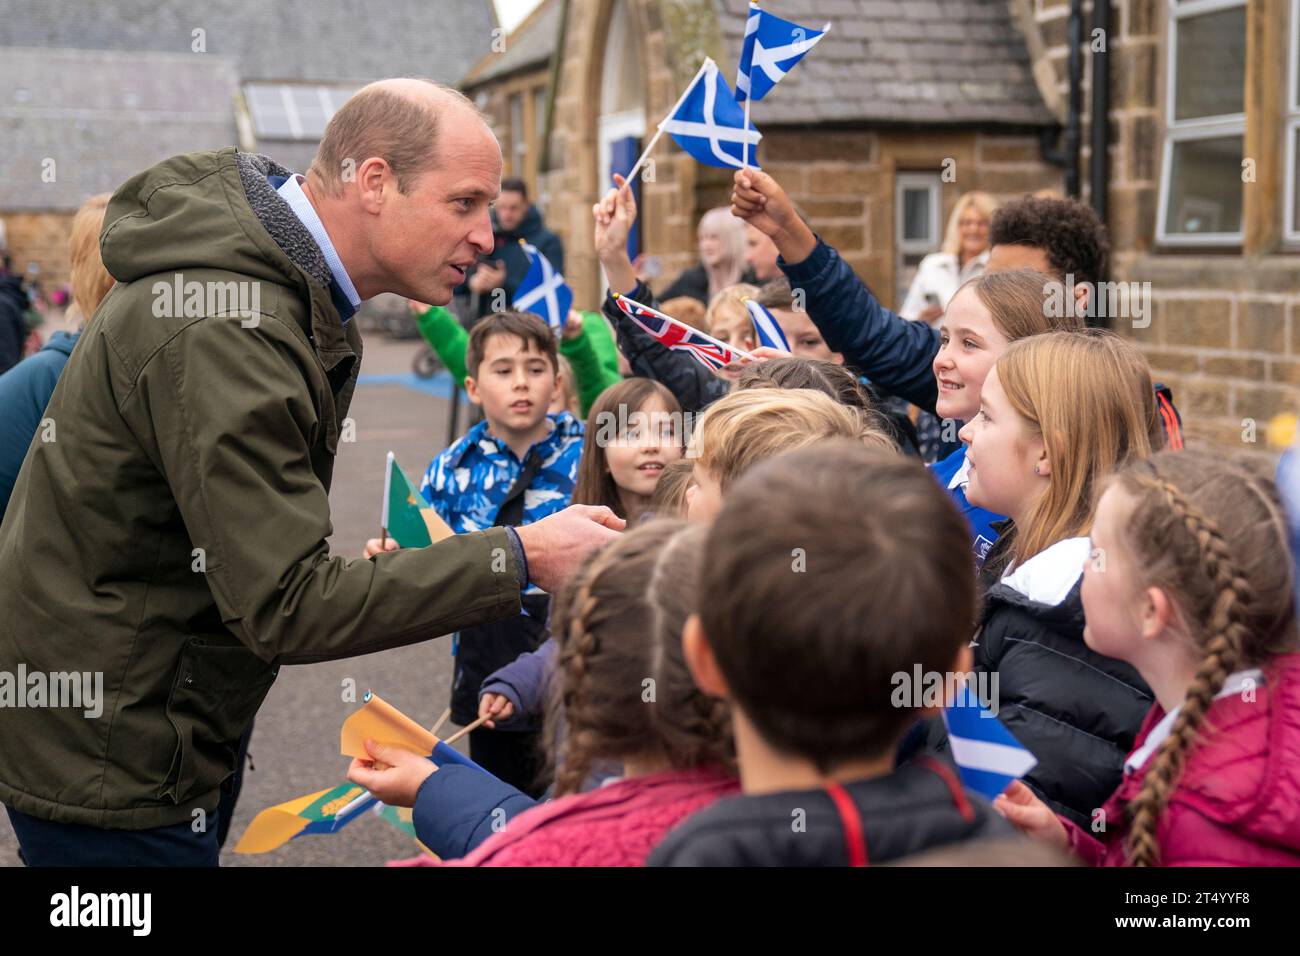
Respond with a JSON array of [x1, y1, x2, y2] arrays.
[[930, 444, 1002, 567]]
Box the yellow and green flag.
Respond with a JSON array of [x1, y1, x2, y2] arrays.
[[381, 451, 453, 548], [234, 692, 491, 855], [234, 782, 376, 854]]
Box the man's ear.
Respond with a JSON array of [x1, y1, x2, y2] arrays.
[[355, 157, 392, 213], [464, 375, 482, 406], [682, 614, 729, 699]]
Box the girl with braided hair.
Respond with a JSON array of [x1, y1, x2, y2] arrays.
[[995, 450, 1300, 865], [353, 520, 738, 865]]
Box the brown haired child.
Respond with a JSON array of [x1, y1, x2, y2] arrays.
[[365, 309, 583, 795], [349, 521, 738, 865], [684, 386, 893, 523], [571, 377, 683, 524], [650, 441, 1013, 865]]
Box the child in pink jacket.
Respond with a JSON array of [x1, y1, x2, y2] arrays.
[[996, 451, 1300, 866], [349, 520, 738, 866]]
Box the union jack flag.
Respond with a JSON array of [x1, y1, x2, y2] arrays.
[[612, 293, 743, 372]]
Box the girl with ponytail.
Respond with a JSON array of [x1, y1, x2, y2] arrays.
[[350, 520, 738, 866], [996, 450, 1300, 865]]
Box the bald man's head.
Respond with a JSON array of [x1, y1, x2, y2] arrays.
[[307, 78, 487, 198]]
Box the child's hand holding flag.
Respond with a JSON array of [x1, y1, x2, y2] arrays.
[[346, 738, 436, 809], [993, 780, 1069, 849], [730, 168, 817, 264]]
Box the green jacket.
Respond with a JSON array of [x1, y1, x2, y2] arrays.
[[415, 305, 622, 416], [0, 148, 522, 829]]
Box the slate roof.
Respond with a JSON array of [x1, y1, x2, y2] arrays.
[[0, 0, 500, 210], [0, 0, 498, 84], [0, 48, 241, 211], [457, 0, 1055, 127], [714, 0, 1056, 127], [464, 0, 561, 88]]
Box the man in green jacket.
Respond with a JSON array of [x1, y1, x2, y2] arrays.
[[0, 79, 621, 865]]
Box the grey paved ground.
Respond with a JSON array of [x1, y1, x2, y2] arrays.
[[0, 333, 477, 867]]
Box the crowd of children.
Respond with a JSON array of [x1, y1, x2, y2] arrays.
[[347, 166, 1299, 868]]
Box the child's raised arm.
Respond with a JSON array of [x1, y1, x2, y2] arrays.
[[730, 169, 942, 413], [593, 174, 639, 296]]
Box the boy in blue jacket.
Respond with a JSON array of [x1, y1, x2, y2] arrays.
[[381, 310, 584, 795]]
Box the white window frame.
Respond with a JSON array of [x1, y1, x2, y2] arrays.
[[1284, 0, 1300, 244], [895, 173, 941, 256], [895, 172, 941, 297], [1156, 0, 1247, 246]]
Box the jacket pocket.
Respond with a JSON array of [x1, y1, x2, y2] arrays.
[[160, 636, 278, 804]]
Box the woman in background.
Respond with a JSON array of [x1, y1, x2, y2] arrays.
[[900, 191, 998, 327], [658, 206, 749, 306]]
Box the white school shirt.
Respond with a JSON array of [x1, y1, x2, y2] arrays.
[[1123, 669, 1265, 775]]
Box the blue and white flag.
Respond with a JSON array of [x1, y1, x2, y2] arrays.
[[661, 58, 761, 169], [941, 682, 1037, 800], [736, 3, 830, 103], [513, 241, 572, 334], [743, 298, 790, 352]]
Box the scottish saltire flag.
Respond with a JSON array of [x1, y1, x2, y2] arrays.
[[613, 293, 743, 372], [736, 3, 831, 102], [661, 58, 761, 169], [743, 298, 790, 351], [512, 241, 571, 334], [941, 683, 1038, 800], [382, 451, 452, 548]]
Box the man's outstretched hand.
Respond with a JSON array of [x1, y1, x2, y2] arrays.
[[731, 169, 817, 265], [513, 504, 625, 593]]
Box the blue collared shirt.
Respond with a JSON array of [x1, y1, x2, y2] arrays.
[[273, 173, 361, 323]]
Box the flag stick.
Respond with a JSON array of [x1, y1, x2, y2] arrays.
[[625, 58, 714, 187], [741, 1, 758, 169], [742, 94, 753, 169], [613, 292, 760, 364], [624, 126, 665, 187], [443, 713, 491, 746], [428, 706, 452, 737], [379, 451, 394, 549]]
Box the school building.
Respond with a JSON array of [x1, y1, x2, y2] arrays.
[[464, 0, 1300, 465]]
